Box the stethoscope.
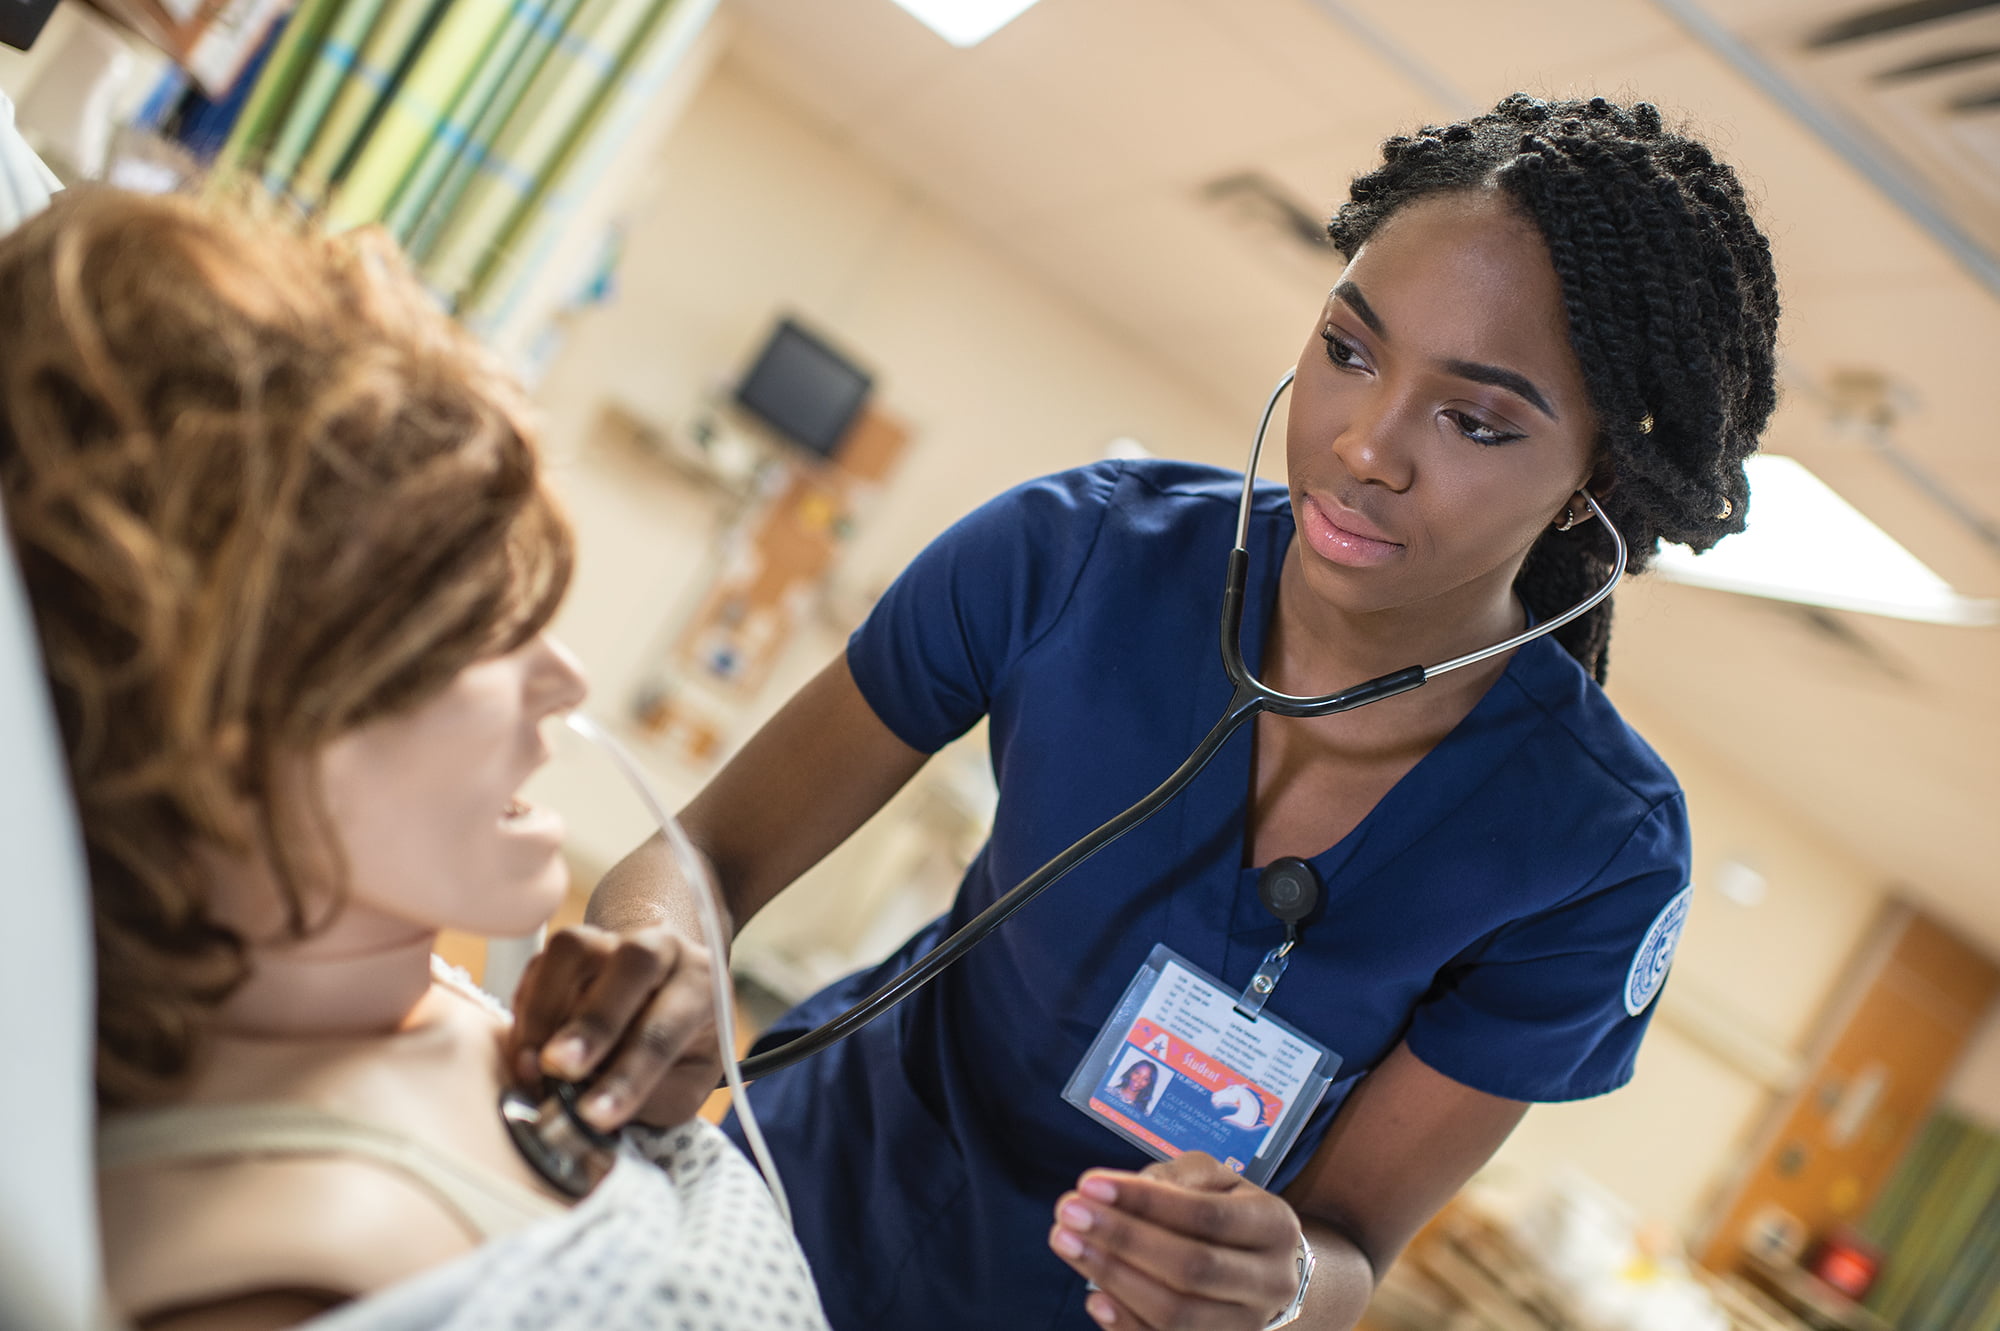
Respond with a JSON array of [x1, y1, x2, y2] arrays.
[[733, 366, 1628, 1081], [507, 368, 1629, 1195]]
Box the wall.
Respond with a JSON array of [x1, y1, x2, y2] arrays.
[[519, 55, 1244, 974], [1943, 1002, 2000, 1134]]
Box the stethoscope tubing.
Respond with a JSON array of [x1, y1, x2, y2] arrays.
[[735, 369, 1627, 1084]]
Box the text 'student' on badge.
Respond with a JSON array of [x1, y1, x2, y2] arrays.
[[1061, 945, 1339, 1188]]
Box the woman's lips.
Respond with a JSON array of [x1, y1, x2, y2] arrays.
[[1300, 494, 1402, 567]]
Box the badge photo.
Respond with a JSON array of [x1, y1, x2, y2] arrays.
[[1063, 945, 1338, 1187]]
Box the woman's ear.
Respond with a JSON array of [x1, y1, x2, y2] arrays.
[[1587, 455, 1618, 499]]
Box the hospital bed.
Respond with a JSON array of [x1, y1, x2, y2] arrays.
[[1, 89, 104, 1331], [1, 498, 104, 1331]]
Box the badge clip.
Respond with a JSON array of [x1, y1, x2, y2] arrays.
[[1234, 938, 1294, 1019], [1235, 857, 1321, 1019]]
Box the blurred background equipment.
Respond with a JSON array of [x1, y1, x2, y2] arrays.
[[1, 0, 64, 52], [734, 315, 875, 461]]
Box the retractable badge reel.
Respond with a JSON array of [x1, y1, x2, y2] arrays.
[[1061, 859, 1340, 1187], [1237, 857, 1318, 1019]]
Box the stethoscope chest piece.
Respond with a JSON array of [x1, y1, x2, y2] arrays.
[[501, 1080, 620, 1199]]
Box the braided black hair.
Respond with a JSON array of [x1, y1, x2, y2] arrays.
[[1329, 93, 1780, 682]]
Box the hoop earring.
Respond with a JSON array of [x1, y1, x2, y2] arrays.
[[1555, 488, 1596, 532]]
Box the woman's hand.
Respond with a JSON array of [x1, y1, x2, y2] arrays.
[[1048, 1153, 1303, 1329], [502, 922, 724, 1132]]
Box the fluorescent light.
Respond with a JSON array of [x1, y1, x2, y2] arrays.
[[887, 0, 1042, 46], [1651, 454, 1999, 626]]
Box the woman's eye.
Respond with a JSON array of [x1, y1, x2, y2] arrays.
[[1445, 410, 1524, 446], [1321, 329, 1367, 370]]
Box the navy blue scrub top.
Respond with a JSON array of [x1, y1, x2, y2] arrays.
[[724, 460, 1692, 1330]]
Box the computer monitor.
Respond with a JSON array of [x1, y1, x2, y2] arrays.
[[733, 316, 872, 460], [1, 0, 60, 51]]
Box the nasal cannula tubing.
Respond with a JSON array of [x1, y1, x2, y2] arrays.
[[561, 712, 792, 1227], [731, 366, 1629, 1085]]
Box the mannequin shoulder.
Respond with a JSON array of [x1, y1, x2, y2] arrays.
[[102, 1153, 479, 1328]]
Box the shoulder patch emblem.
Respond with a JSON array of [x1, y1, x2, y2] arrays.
[[1625, 885, 1692, 1017]]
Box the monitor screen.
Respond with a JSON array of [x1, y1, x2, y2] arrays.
[[1, 0, 60, 50], [734, 317, 872, 459]]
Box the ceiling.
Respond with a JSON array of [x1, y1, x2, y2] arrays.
[[721, 0, 2000, 955]]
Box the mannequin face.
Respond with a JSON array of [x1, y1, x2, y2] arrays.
[[311, 633, 589, 940], [1285, 189, 1600, 624]]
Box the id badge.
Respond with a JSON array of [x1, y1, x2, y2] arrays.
[[1061, 944, 1339, 1187]]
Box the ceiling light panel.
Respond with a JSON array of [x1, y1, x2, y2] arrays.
[[1652, 454, 1999, 626], [887, 0, 1042, 46]]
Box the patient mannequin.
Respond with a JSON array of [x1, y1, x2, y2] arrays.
[[0, 189, 823, 1330]]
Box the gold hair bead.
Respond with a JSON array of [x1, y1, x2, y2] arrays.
[[1638, 413, 1655, 434], [1717, 497, 1734, 519]]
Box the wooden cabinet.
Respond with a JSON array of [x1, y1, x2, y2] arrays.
[[1695, 903, 2000, 1275]]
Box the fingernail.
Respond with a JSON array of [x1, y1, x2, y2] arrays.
[[1086, 1294, 1117, 1325], [584, 1089, 621, 1127], [1052, 1229, 1085, 1259], [1079, 1176, 1118, 1203], [548, 1036, 588, 1076], [1059, 1202, 1094, 1232]]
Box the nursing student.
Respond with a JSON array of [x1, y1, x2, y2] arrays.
[[511, 93, 1779, 1330]]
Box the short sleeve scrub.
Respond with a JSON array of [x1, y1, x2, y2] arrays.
[[722, 460, 1692, 1329]]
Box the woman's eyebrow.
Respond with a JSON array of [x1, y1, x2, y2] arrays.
[[1439, 358, 1558, 421], [1333, 279, 1558, 422], [1331, 281, 1386, 338]]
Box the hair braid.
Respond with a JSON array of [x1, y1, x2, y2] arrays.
[[1329, 94, 1780, 682]]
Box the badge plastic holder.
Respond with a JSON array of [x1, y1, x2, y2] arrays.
[[1062, 944, 1338, 1188]]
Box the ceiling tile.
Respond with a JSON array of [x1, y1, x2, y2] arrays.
[[822, 0, 1401, 231], [1773, 279, 2000, 591], [727, 0, 958, 134], [1546, 39, 1970, 287], [1344, 0, 1687, 109], [1172, 0, 1446, 127]]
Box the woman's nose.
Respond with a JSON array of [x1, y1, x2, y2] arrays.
[[529, 634, 590, 715], [1329, 396, 1415, 493]]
